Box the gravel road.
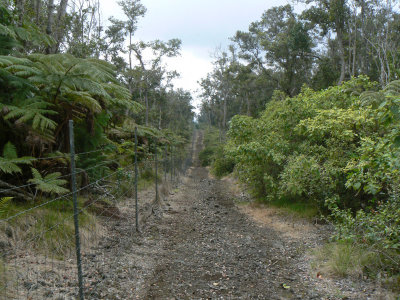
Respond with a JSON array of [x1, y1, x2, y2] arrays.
[[8, 131, 394, 299]]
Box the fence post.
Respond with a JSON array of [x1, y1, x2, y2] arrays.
[[134, 127, 139, 232], [164, 145, 167, 183], [155, 138, 159, 202], [170, 146, 174, 183], [68, 120, 84, 300]]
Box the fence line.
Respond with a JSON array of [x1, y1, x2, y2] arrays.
[[0, 123, 195, 299], [0, 159, 122, 196]]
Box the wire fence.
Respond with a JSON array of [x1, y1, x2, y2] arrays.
[[0, 120, 195, 299]]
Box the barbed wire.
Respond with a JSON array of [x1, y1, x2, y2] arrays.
[[0, 159, 122, 195], [1, 166, 136, 259], [1, 162, 135, 223], [32, 144, 114, 161], [0, 137, 192, 299]]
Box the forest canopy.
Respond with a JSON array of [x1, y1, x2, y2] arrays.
[[0, 0, 194, 200]]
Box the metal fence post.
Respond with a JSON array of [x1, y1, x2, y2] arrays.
[[164, 145, 167, 183], [171, 146, 174, 183], [155, 138, 159, 202], [68, 120, 84, 300], [134, 127, 139, 231]]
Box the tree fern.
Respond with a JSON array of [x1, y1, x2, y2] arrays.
[[28, 168, 69, 195], [359, 90, 385, 108], [0, 142, 34, 174], [5, 99, 58, 131], [384, 80, 400, 96]]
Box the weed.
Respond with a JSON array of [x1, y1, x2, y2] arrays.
[[312, 240, 400, 292], [268, 197, 319, 219]]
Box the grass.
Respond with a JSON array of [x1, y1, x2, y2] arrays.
[[312, 241, 400, 293], [1, 196, 96, 258], [268, 197, 319, 220], [312, 241, 377, 277]]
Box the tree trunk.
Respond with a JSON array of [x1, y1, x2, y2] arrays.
[[0, 180, 34, 202], [352, 7, 357, 77], [35, 0, 41, 25], [337, 29, 346, 85], [246, 92, 250, 116], [145, 89, 149, 126], [45, 0, 55, 53], [132, 47, 149, 126], [53, 0, 69, 53], [223, 95, 227, 131], [158, 107, 162, 129], [15, 0, 25, 26]]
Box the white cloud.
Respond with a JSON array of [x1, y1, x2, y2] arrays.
[[98, 0, 304, 114], [165, 48, 213, 111]]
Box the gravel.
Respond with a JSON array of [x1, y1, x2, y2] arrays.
[[3, 131, 397, 299]]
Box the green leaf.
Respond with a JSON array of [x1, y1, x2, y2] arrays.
[[392, 135, 400, 148], [28, 168, 69, 195], [3, 141, 17, 159], [0, 142, 34, 174]]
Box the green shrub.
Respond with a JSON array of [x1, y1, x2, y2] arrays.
[[225, 77, 400, 276], [141, 167, 156, 181], [199, 147, 215, 167], [211, 146, 235, 178], [327, 196, 400, 251]]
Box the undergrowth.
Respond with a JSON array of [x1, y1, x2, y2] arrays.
[[268, 197, 319, 220], [1, 197, 96, 259], [312, 241, 400, 292], [198, 127, 235, 178]]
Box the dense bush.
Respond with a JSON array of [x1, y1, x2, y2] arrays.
[[225, 76, 400, 251], [199, 147, 215, 167], [211, 145, 235, 178]]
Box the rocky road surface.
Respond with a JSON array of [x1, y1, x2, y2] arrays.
[[86, 130, 395, 299], [9, 130, 394, 299]]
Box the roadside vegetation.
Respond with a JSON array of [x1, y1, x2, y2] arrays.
[[0, 0, 193, 267], [198, 127, 234, 178], [198, 0, 400, 290]]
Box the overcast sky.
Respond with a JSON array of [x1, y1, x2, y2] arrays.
[[99, 0, 294, 109]]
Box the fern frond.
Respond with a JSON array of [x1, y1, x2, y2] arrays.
[[359, 91, 385, 108], [0, 197, 13, 214], [0, 157, 22, 174], [6, 64, 41, 78], [64, 77, 109, 98], [0, 55, 30, 67], [3, 141, 17, 159], [28, 168, 69, 195], [0, 155, 34, 174], [13, 26, 32, 42], [64, 90, 102, 112], [0, 24, 16, 38], [5, 99, 58, 131], [384, 80, 400, 96]]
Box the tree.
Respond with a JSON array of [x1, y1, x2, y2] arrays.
[[127, 39, 181, 126], [302, 0, 350, 84], [233, 5, 314, 96]]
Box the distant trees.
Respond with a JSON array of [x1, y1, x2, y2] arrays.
[[199, 1, 400, 129], [0, 1, 194, 198]]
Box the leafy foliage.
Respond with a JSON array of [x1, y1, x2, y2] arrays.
[[225, 77, 400, 254], [28, 168, 69, 196], [0, 142, 34, 174]]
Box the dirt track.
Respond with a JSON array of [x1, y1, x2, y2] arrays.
[[3, 131, 395, 299], [86, 130, 394, 299]]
